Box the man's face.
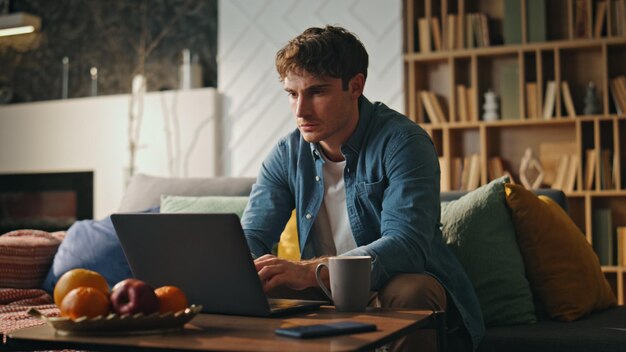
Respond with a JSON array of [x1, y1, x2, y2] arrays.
[[283, 70, 363, 157]]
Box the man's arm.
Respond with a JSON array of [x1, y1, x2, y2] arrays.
[[241, 139, 295, 257], [343, 130, 441, 290]]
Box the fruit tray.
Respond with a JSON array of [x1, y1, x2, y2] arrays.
[[28, 305, 202, 336]]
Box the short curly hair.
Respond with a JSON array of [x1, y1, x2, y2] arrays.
[[275, 25, 368, 90]]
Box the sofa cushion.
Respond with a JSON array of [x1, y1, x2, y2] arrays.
[[119, 173, 256, 212], [41, 207, 159, 293], [441, 176, 536, 326], [161, 195, 249, 218], [160, 196, 300, 260], [504, 183, 616, 321], [0, 230, 65, 288]]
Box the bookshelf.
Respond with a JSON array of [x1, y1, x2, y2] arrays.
[[404, 0, 626, 303]]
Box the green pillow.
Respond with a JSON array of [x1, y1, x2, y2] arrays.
[[441, 176, 536, 326], [160, 195, 248, 219]]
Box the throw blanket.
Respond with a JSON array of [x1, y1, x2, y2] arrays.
[[0, 288, 59, 344]]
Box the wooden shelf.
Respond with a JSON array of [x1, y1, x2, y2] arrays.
[[405, 0, 626, 303]]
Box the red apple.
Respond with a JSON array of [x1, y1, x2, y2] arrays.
[[110, 278, 159, 315]]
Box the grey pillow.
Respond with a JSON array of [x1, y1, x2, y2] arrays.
[[118, 173, 255, 212]]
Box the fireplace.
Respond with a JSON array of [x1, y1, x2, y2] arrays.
[[0, 172, 93, 233]]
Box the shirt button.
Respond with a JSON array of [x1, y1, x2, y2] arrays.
[[315, 175, 320, 181], [306, 213, 312, 220]]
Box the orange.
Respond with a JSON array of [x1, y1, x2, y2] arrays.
[[54, 268, 109, 307], [154, 286, 188, 314], [59, 287, 110, 319]]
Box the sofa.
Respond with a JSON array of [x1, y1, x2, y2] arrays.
[[1, 173, 625, 352]]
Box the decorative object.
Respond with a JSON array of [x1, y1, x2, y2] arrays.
[[519, 148, 544, 189], [90, 67, 98, 96], [61, 56, 68, 99], [583, 82, 601, 115], [179, 48, 203, 90], [482, 89, 499, 121]]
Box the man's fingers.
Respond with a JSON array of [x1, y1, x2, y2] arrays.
[[254, 255, 280, 270], [262, 274, 285, 292], [257, 263, 283, 282]]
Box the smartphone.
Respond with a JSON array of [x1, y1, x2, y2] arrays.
[[275, 321, 377, 338]]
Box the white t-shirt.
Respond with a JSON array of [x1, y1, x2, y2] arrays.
[[311, 155, 357, 256]]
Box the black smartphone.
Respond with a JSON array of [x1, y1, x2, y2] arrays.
[[275, 321, 377, 338]]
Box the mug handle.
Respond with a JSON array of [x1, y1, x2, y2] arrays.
[[315, 263, 333, 301]]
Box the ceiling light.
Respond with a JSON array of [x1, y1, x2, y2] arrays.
[[0, 12, 41, 37]]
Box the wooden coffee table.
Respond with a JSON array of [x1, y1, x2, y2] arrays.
[[6, 307, 440, 351]]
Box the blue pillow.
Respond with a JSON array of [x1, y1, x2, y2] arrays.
[[41, 207, 159, 293]]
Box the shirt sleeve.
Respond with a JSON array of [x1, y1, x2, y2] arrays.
[[241, 140, 295, 257], [342, 130, 440, 290]]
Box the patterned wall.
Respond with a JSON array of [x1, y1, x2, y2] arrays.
[[0, 0, 217, 103], [217, 0, 404, 177]]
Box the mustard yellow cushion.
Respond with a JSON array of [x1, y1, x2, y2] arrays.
[[504, 183, 616, 321], [277, 210, 300, 260]]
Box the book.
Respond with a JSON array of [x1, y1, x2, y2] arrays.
[[504, 0, 522, 45], [479, 13, 490, 46], [563, 154, 579, 192], [457, 85, 468, 122], [439, 157, 450, 191], [527, 0, 547, 42], [420, 91, 440, 124], [488, 156, 506, 181], [526, 82, 539, 118], [610, 78, 624, 115], [592, 208, 614, 265], [575, 0, 591, 38], [460, 156, 472, 191], [584, 149, 597, 190], [451, 157, 464, 190], [446, 14, 457, 50], [431, 17, 442, 51], [542, 80, 557, 119], [500, 63, 520, 120], [466, 87, 478, 122], [617, 227, 626, 266], [561, 81, 577, 117], [429, 92, 448, 123], [600, 149, 613, 190], [418, 18, 432, 53], [551, 154, 570, 190], [594, 1, 608, 37], [466, 153, 481, 191], [610, 76, 626, 114], [456, 12, 465, 50], [466, 13, 475, 48], [614, 0, 626, 36]]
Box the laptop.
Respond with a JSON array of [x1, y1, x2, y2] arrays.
[[111, 213, 327, 317]]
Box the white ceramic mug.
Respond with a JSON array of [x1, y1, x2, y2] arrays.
[[315, 256, 372, 312]]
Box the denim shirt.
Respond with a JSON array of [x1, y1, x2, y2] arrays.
[[241, 96, 485, 349]]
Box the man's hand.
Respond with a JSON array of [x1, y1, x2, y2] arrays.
[[254, 254, 329, 292]]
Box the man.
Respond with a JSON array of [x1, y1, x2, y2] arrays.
[[241, 25, 484, 351]]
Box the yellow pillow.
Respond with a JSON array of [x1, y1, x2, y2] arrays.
[[504, 183, 616, 321], [277, 210, 300, 260]]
